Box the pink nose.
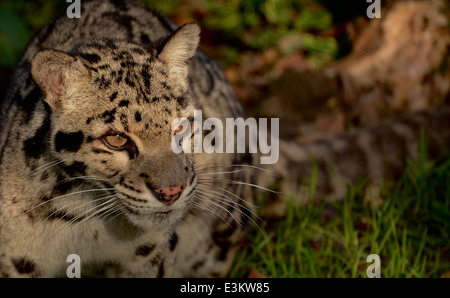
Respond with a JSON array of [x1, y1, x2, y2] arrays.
[[152, 185, 186, 205]]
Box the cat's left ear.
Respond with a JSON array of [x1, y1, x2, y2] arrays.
[[31, 49, 88, 109], [157, 23, 200, 89]]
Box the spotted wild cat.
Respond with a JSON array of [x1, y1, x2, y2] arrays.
[[0, 0, 449, 277]]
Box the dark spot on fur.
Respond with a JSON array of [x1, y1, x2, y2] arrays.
[[119, 100, 129, 107], [94, 75, 111, 89], [124, 75, 135, 88], [169, 232, 178, 251], [85, 65, 98, 73], [23, 117, 51, 159], [116, 71, 123, 83], [157, 261, 165, 278], [135, 244, 156, 256], [215, 219, 238, 239], [61, 161, 87, 176], [53, 174, 73, 194], [79, 53, 101, 64], [111, 0, 128, 10], [140, 33, 150, 43], [46, 209, 84, 223], [54, 131, 84, 152], [132, 47, 145, 55], [191, 260, 205, 271], [109, 91, 118, 102], [41, 196, 52, 202], [213, 238, 231, 261], [108, 170, 120, 177], [134, 111, 142, 122], [176, 96, 187, 108], [161, 82, 171, 90], [19, 87, 43, 124], [121, 182, 141, 193], [150, 254, 162, 266], [12, 258, 36, 274], [104, 39, 118, 50], [141, 67, 151, 89], [102, 108, 117, 124], [92, 148, 112, 155], [40, 171, 50, 181]]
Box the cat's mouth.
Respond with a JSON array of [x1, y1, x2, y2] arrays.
[[114, 191, 186, 223], [119, 198, 177, 215]]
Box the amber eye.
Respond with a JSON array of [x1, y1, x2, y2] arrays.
[[103, 134, 128, 149]]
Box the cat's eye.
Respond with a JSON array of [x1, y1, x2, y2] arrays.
[[103, 134, 128, 149]]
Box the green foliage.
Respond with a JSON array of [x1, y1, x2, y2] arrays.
[[204, 0, 336, 66], [230, 154, 450, 278], [0, 0, 337, 69], [143, 0, 338, 67], [0, 0, 64, 68]]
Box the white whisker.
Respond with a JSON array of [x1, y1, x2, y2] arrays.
[[195, 193, 241, 228], [198, 178, 281, 194], [195, 189, 264, 231], [195, 163, 274, 175], [59, 197, 118, 234], [197, 186, 257, 208], [29, 160, 63, 176], [57, 176, 109, 184], [191, 200, 234, 230], [197, 169, 245, 176], [24, 188, 115, 214], [45, 194, 116, 222]]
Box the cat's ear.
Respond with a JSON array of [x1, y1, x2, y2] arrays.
[[157, 23, 200, 86], [31, 49, 87, 109]]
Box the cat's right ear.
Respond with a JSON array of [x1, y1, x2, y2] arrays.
[[31, 49, 87, 109]]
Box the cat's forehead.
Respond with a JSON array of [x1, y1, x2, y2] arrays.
[[72, 39, 189, 109], [67, 39, 193, 136]]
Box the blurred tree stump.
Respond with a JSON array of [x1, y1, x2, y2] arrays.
[[258, 0, 450, 141]]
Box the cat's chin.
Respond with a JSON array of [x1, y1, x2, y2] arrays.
[[124, 208, 184, 230]]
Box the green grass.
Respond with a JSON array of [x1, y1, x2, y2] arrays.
[[229, 154, 450, 278]]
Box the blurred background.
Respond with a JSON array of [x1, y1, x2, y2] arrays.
[[1, 0, 448, 142], [0, 0, 449, 278]]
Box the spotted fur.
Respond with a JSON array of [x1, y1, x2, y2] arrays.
[[0, 0, 449, 278]]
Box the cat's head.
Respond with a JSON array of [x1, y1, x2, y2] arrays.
[[31, 23, 200, 229]]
